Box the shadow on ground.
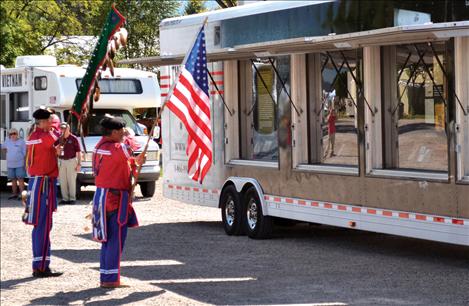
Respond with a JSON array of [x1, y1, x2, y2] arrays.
[[52, 220, 469, 305], [29, 287, 164, 305]]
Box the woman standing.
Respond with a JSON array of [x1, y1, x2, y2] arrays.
[[1, 128, 27, 199]]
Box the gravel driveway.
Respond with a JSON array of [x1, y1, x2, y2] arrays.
[[1, 181, 468, 305]]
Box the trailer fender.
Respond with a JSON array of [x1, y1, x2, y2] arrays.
[[219, 177, 268, 216]]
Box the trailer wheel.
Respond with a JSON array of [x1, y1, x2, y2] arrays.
[[220, 185, 244, 236], [244, 187, 272, 239]]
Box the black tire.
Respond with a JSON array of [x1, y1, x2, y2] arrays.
[[0, 177, 8, 191], [244, 187, 273, 239], [220, 185, 245, 236], [75, 179, 82, 200], [140, 181, 156, 198]]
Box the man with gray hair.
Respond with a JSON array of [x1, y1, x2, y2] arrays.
[[57, 122, 82, 204]]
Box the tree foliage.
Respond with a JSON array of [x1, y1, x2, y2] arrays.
[[0, 0, 98, 67], [214, 0, 238, 9], [91, 0, 179, 70], [0, 0, 179, 68], [184, 0, 207, 15]]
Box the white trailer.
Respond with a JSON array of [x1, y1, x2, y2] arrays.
[[123, 1, 469, 245], [0, 55, 161, 196]]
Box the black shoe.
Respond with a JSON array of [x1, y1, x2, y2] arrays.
[[59, 200, 68, 205], [8, 195, 18, 200], [68, 200, 76, 205], [33, 268, 63, 278]]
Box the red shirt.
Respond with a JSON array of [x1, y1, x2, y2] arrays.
[[93, 137, 136, 212], [93, 137, 135, 191], [57, 134, 81, 160], [26, 128, 59, 177]]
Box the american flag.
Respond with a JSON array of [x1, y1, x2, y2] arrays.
[[166, 26, 212, 183]]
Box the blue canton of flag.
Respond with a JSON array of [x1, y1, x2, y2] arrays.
[[184, 29, 209, 96]]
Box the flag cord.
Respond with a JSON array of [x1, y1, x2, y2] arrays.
[[207, 70, 233, 116]]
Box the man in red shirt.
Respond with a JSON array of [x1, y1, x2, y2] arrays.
[[57, 122, 82, 204], [24, 107, 62, 278], [91, 116, 144, 288]]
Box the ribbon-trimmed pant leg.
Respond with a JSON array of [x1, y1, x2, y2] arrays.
[[100, 212, 128, 286]]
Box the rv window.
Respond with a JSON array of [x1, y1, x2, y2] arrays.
[[10, 93, 29, 122], [381, 42, 449, 173], [75, 79, 142, 94], [34, 76, 47, 90], [307, 50, 361, 168]]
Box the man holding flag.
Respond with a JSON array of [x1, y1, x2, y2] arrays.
[[165, 22, 213, 183]]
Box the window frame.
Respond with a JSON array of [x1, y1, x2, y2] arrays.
[[34, 76, 47, 91], [365, 41, 453, 182], [291, 49, 363, 176]]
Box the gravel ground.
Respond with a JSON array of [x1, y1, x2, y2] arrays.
[[1, 180, 469, 305]]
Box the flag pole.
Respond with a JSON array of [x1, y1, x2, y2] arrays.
[[131, 17, 209, 198]]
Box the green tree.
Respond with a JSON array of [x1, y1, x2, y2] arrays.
[[93, 0, 179, 71], [184, 0, 206, 15], [0, 0, 99, 67]]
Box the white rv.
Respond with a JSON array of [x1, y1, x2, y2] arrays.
[[0, 55, 161, 196], [123, 1, 469, 245]]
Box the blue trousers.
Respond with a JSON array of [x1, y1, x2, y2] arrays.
[[100, 212, 128, 285], [30, 178, 56, 272]]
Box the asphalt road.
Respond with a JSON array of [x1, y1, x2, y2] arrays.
[[1, 181, 468, 305]]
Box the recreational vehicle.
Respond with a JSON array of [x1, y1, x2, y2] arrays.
[[0, 55, 161, 197], [122, 0, 469, 245]]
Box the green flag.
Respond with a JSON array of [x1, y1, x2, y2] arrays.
[[71, 4, 125, 119]]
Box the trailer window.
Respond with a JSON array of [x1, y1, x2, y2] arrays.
[[34, 76, 47, 90], [75, 79, 142, 94], [381, 42, 449, 173], [238, 57, 289, 162], [307, 50, 360, 168]]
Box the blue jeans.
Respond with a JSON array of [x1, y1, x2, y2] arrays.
[[7, 167, 26, 179]]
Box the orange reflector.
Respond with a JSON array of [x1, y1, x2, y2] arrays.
[[348, 221, 356, 228]]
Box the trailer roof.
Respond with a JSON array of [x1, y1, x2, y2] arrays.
[[119, 21, 469, 67], [160, 1, 331, 29]]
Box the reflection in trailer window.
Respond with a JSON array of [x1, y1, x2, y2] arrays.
[[383, 42, 449, 172], [75, 79, 142, 94], [239, 57, 289, 161], [308, 50, 361, 167]]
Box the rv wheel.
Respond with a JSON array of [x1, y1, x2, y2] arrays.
[[220, 185, 245, 236], [140, 181, 156, 198], [244, 187, 272, 239], [0, 177, 8, 191]]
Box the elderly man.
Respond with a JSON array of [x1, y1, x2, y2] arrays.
[[91, 116, 144, 288], [24, 107, 62, 277], [57, 122, 82, 204]]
